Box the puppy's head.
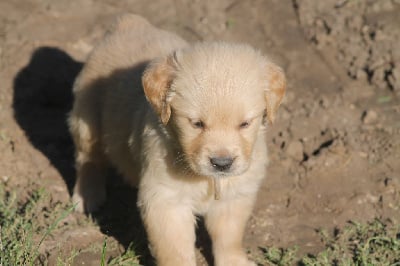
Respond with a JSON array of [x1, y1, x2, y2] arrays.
[[143, 42, 285, 177]]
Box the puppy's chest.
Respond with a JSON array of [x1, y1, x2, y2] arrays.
[[188, 176, 260, 215]]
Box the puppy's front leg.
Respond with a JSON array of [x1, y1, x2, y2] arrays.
[[205, 197, 256, 266], [140, 198, 197, 266]]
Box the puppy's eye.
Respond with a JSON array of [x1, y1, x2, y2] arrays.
[[191, 120, 205, 129], [239, 121, 250, 129]]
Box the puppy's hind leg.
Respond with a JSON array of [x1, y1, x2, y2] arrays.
[[70, 116, 108, 214]]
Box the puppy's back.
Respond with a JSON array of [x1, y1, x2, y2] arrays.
[[75, 14, 187, 91], [69, 15, 187, 183]]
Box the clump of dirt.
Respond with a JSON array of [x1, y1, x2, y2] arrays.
[[294, 0, 400, 93]]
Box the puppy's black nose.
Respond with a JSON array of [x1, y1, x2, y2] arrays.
[[210, 157, 234, 172]]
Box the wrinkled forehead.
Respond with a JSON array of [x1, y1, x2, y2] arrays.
[[169, 43, 267, 120], [171, 75, 265, 121], [174, 50, 264, 92]]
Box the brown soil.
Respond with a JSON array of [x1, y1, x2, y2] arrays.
[[1, 0, 399, 265]]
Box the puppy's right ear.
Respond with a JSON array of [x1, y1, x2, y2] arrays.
[[142, 54, 177, 125]]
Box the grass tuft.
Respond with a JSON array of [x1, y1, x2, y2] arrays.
[[261, 219, 400, 266], [261, 246, 298, 266], [0, 186, 73, 265], [0, 184, 142, 265], [108, 242, 142, 266], [302, 219, 400, 266]]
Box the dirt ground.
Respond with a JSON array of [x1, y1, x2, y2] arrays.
[[1, 0, 399, 265]]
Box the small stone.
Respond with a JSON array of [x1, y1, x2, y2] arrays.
[[362, 110, 378, 124], [286, 140, 304, 161], [72, 39, 93, 54], [356, 69, 367, 80], [319, 96, 330, 108], [200, 17, 208, 24], [359, 151, 368, 158]]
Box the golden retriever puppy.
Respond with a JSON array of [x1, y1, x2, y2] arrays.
[[69, 14, 285, 266]]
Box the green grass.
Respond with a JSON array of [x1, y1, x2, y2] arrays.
[[261, 219, 400, 266], [0, 185, 141, 265], [106, 241, 141, 266], [0, 186, 69, 265], [261, 246, 299, 266], [1, 185, 398, 265]]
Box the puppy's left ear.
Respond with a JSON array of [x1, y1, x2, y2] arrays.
[[264, 63, 286, 124], [142, 54, 178, 125]]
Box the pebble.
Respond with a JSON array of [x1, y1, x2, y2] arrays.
[[359, 151, 368, 158], [1, 175, 10, 182], [286, 140, 304, 161], [362, 110, 378, 124], [72, 39, 93, 54]]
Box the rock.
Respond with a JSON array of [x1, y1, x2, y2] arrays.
[[71, 39, 93, 54], [362, 110, 378, 124], [286, 140, 304, 161]]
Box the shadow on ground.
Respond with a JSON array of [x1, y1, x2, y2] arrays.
[[12, 46, 152, 264], [12, 47, 213, 265], [13, 47, 81, 192]]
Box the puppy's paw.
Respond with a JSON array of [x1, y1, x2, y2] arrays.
[[72, 189, 106, 214]]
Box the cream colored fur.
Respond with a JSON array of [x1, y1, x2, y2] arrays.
[[69, 14, 286, 266]]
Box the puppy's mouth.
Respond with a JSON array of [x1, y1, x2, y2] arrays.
[[186, 156, 250, 200]]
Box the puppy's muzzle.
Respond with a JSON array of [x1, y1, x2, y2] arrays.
[[210, 156, 234, 172]]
